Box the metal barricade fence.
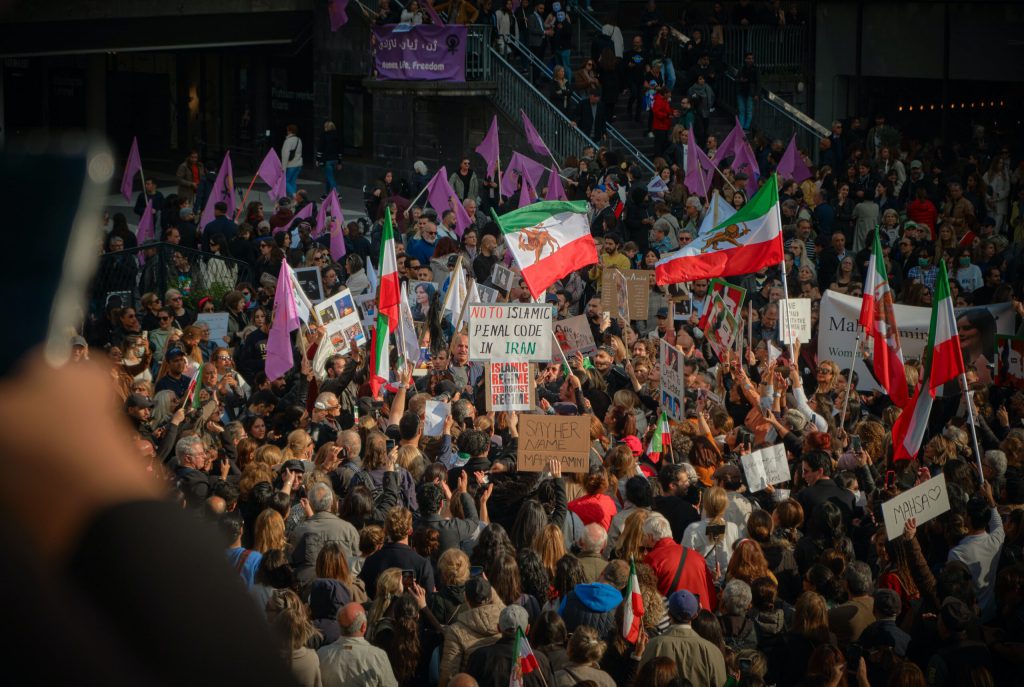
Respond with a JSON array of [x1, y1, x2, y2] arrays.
[[92, 243, 255, 315]]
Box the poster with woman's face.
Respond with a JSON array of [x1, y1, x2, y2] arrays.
[[409, 281, 436, 322]]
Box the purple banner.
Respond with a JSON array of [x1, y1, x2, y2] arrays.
[[373, 24, 467, 82]]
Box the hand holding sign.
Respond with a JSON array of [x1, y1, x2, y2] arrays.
[[881, 473, 951, 540]]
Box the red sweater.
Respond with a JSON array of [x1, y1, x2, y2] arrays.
[[568, 493, 618, 531], [644, 538, 717, 610]]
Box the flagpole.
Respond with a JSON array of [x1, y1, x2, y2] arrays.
[[234, 174, 260, 222], [960, 372, 986, 484], [773, 177, 797, 363], [406, 181, 431, 213], [838, 329, 863, 429]]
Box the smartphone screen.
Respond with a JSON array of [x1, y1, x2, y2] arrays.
[[3, 137, 111, 372], [851, 436, 862, 452], [401, 569, 415, 590]]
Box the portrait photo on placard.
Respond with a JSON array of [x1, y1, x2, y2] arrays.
[[293, 266, 325, 304], [409, 281, 436, 322]]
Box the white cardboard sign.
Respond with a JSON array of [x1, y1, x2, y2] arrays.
[[740, 444, 790, 492], [882, 473, 951, 541], [780, 298, 811, 344], [468, 303, 553, 362]]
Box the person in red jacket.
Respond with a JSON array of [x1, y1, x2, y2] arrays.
[[651, 87, 676, 156], [568, 469, 618, 531], [906, 186, 938, 238], [641, 512, 717, 611]]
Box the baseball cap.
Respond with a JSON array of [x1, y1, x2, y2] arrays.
[[125, 393, 156, 409], [165, 348, 185, 360], [281, 459, 306, 474], [656, 307, 670, 318], [668, 590, 700, 621], [70, 335, 87, 348], [498, 605, 529, 633], [465, 576, 492, 605], [909, 160, 923, 169]]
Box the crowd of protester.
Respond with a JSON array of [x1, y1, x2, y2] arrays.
[[75, 4, 1024, 687]]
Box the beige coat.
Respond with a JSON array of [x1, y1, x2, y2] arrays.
[[639, 624, 727, 687], [438, 601, 505, 687]]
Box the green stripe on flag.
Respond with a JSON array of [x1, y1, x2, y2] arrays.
[[493, 200, 589, 234], [707, 173, 779, 233]]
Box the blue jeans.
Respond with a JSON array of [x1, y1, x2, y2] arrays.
[[285, 166, 300, 195], [737, 95, 754, 130], [662, 58, 676, 92], [556, 49, 572, 84], [324, 163, 337, 195]]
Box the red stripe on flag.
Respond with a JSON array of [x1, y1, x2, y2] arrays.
[[929, 337, 965, 395], [656, 238, 783, 284], [520, 234, 598, 298]]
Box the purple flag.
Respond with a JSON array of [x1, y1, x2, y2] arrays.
[[257, 148, 287, 203], [120, 136, 143, 202], [329, 0, 349, 30], [716, 116, 744, 165], [684, 127, 715, 197], [776, 134, 812, 184], [732, 140, 762, 197], [199, 151, 235, 231], [545, 164, 567, 201], [520, 110, 552, 158], [315, 189, 342, 238], [423, 0, 444, 25], [500, 152, 546, 197], [329, 214, 348, 263], [475, 115, 500, 179], [426, 167, 472, 237], [275, 202, 314, 236], [517, 174, 535, 208], [265, 261, 301, 381]]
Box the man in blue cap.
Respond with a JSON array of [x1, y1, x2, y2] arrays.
[[638, 589, 727, 687]]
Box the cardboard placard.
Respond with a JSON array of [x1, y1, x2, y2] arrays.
[[485, 362, 535, 411], [553, 315, 598, 358], [601, 269, 652, 319], [740, 445, 790, 492], [780, 298, 811, 344], [702, 293, 741, 360], [996, 335, 1024, 389], [882, 473, 951, 540], [197, 312, 230, 346], [490, 263, 516, 292], [659, 338, 686, 421], [423, 400, 450, 437], [518, 414, 590, 472], [468, 303, 553, 362], [293, 266, 325, 304], [315, 288, 367, 355]]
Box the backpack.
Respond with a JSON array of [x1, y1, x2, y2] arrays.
[[352, 469, 384, 504]]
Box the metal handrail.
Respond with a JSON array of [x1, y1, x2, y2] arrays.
[[490, 51, 600, 166], [497, 35, 656, 175]]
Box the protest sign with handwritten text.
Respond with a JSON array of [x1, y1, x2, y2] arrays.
[[518, 414, 590, 472], [468, 303, 552, 362], [740, 445, 790, 492], [882, 473, 950, 540]]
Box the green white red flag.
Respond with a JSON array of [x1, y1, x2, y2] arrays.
[[509, 627, 539, 687], [493, 200, 597, 299], [622, 557, 645, 643], [370, 208, 400, 398], [859, 228, 909, 407], [646, 412, 671, 464], [892, 261, 965, 461], [656, 174, 783, 285]]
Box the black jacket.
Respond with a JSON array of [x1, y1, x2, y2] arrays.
[[358, 542, 434, 597], [413, 493, 481, 555], [466, 634, 555, 687], [575, 99, 608, 141], [316, 129, 342, 164]]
